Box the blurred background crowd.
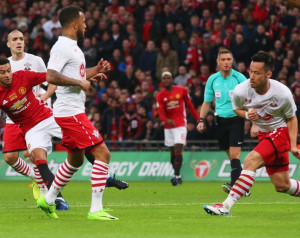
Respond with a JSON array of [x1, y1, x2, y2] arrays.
[[0, 0, 300, 150]]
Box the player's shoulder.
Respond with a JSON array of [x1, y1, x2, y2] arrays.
[[270, 79, 291, 94], [156, 89, 165, 98], [234, 79, 249, 92]]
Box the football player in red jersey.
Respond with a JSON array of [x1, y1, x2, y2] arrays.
[[156, 71, 200, 185]]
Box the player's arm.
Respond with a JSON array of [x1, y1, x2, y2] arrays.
[[197, 101, 210, 133], [39, 84, 57, 101], [287, 115, 300, 159], [86, 58, 110, 80], [183, 89, 200, 121], [156, 97, 173, 126], [47, 69, 90, 92]]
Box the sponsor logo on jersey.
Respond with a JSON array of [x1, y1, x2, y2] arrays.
[[262, 113, 273, 121], [167, 100, 179, 107], [19, 87, 26, 95], [9, 97, 27, 110], [9, 93, 17, 101], [79, 63, 85, 78]]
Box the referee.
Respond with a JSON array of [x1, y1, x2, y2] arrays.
[[197, 49, 248, 195]]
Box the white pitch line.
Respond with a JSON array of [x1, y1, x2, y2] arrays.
[[2, 201, 300, 209]]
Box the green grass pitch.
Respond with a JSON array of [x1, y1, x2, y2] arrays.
[[0, 181, 300, 238]]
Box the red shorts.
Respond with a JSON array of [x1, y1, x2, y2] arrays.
[[55, 113, 104, 152], [2, 123, 27, 153], [254, 127, 290, 175]]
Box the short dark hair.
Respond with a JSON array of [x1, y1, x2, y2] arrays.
[[0, 56, 10, 66], [59, 5, 84, 27], [217, 49, 232, 59], [251, 51, 274, 72]]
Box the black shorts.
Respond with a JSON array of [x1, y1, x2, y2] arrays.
[[216, 116, 244, 150]]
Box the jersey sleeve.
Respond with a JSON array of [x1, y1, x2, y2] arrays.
[[232, 85, 245, 111], [47, 46, 70, 73], [204, 76, 214, 102], [156, 93, 168, 123], [282, 88, 297, 119], [27, 71, 47, 87], [36, 57, 47, 72]]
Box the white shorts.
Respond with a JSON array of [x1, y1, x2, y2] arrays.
[[164, 127, 187, 147], [25, 116, 62, 155]]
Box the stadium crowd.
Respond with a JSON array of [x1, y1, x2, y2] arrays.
[[0, 0, 300, 150]]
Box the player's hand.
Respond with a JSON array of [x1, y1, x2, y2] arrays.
[[166, 119, 175, 126], [96, 58, 111, 73], [248, 108, 259, 121], [197, 121, 205, 133], [89, 73, 107, 82], [38, 93, 50, 101], [291, 146, 300, 160], [250, 123, 258, 138], [79, 80, 91, 92]]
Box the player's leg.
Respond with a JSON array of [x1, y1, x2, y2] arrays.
[[204, 150, 263, 215], [84, 151, 129, 189], [2, 124, 35, 179], [87, 143, 118, 220], [25, 117, 68, 208], [37, 151, 83, 218]]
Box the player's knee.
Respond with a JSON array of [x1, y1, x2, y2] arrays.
[[3, 153, 18, 165], [274, 184, 289, 193]]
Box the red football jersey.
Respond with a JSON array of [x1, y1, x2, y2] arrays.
[[0, 71, 52, 133], [156, 85, 200, 129]]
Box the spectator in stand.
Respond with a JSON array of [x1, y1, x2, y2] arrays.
[[82, 38, 97, 68], [111, 22, 124, 50], [198, 64, 210, 85], [174, 65, 190, 86], [214, 1, 230, 19], [175, 29, 189, 65], [118, 104, 144, 141], [128, 32, 144, 66], [242, 14, 257, 41], [160, 3, 177, 35], [138, 11, 160, 46], [291, 71, 300, 89], [156, 40, 179, 80], [139, 40, 157, 76], [96, 30, 114, 60], [237, 61, 250, 78], [102, 98, 124, 141], [12, 6, 28, 30], [251, 24, 272, 54], [165, 23, 180, 50], [230, 33, 251, 66], [42, 12, 61, 40], [187, 15, 202, 38], [185, 35, 203, 75]]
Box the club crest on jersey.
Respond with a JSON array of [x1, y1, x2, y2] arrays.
[[24, 62, 32, 71], [269, 96, 278, 107], [27, 144, 31, 150], [9, 97, 27, 110], [92, 130, 100, 139], [19, 87, 26, 95], [79, 63, 85, 78], [245, 98, 252, 103], [167, 100, 179, 107]]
